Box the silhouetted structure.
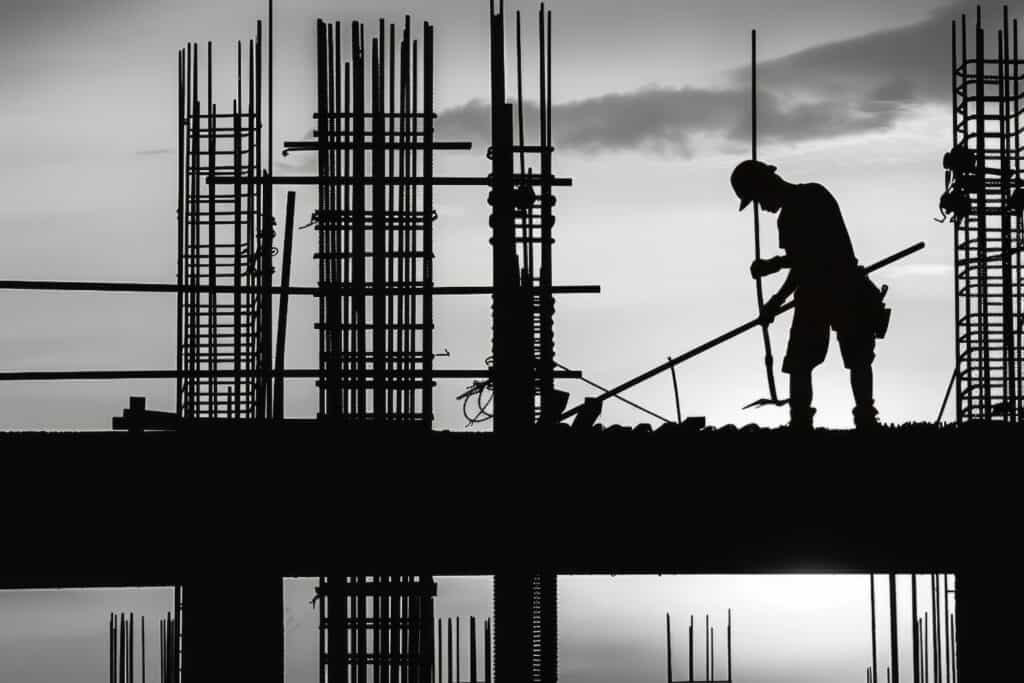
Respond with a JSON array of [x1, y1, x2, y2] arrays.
[[942, 6, 1024, 422], [315, 576, 436, 683], [665, 611, 733, 683], [0, 1, 598, 430], [434, 616, 492, 683], [178, 28, 270, 419], [492, 573, 558, 683], [865, 575, 958, 683]]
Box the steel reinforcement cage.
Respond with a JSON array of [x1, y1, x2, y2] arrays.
[[950, 7, 1024, 422], [178, 27, 271, 420]]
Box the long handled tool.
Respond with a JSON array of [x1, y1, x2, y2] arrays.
[[749, 29, 785, 409], [559, 241, 925, 421]]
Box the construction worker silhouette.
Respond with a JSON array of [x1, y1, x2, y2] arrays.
[[731, 160, 886, 430]]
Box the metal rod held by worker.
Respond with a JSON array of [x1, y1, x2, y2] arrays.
[[560, 242, 926, 420]]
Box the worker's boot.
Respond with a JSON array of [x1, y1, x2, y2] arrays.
[[853, 404, 881, 431], [788, 405, 816, 432]]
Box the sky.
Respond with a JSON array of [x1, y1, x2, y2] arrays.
[[0, 0, 1018, 429], [0, 575, 958, 683]]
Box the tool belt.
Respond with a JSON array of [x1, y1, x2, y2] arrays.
[[856, 268, 891, 339]]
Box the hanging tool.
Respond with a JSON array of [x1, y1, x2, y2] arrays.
[[747, 29, 787, 410], [558, 242, 926, 422]]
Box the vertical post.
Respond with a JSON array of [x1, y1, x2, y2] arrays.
[[710, 627, 714, 681], [943, 576, 950, 683], [688, 616, 694, 683], [485, 618, 492, 683], [447, 618, 453, 683], [423, 22, 435, 426], [142, 617, 146, 683], [457, 617, 461, 683], [273, 191, 296, 418], [177, 49, 185, 416], [977, 10, 992, 419], [871, 575, 879, 683], [912, 576, 920, 683], [471, 616, 478, 683], [372, 35, 386, 421], [952, 17, 962, 423], [726, 609, 731, 683], [234, 108, 244, 417], [666, 614, 673, 683], [890, 575, 900, 683], [932, 576, 940, 683], [207, 44, 217, 417]]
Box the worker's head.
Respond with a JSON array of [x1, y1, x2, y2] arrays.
[[731, 159, 785, 213]]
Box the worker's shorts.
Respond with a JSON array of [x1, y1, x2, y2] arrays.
[[781, 301, 876, 373]]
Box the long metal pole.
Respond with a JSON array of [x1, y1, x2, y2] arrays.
[[666, 614, 673, 683], [726, 609, 731, 683], [751, 28, 778, 404], [943, 575, 950, 683], [912, 576, 920, 683], [560, 242, 926, 418], [871, 575, 879, 683], [273, 191, 296, 418], [689, 616, 694, 683], [890, 575, 900, 683]]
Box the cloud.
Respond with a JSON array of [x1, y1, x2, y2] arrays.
[[136, 148, 171, 156], [439, 1, 1022, 157], [438, 85, 904, 158]]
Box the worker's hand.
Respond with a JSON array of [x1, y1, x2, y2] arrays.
[[758, 294, 786, 326], [750, 257, 782, 279]]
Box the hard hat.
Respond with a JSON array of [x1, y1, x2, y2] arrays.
[[731, 160, 777, 211]]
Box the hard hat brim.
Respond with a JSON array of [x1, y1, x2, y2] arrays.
[[738, 197, 752, 212]]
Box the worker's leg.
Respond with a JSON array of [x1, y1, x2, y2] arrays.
[[782, 302, 828, 430], [789, 370, 814, 426], [839, 325, 879, 429]]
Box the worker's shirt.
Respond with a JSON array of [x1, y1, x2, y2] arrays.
[[777, 183, 861, 307]]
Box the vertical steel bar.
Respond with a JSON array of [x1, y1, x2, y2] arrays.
[[354, 22, 367, 417], [207, 43, 216, 418], [705, 615, 709, 682], [471, 616, 478, 683], [177, 50, 185, 416], [977, 12, 992, 419], [943, 576, 950, 683], [484, 619, 491, 683], [235, 108, 244, 417], [273, 191, 296, 418], [372, 37, 386, 421], [448, 618, 453, 683], [422, 23, 434, 425], [952, 17, 962, 423], [890, 575, 900, 683], [912, 576, 920, 683], [871, 575, 879, 683], [666, 614, 673, 683], [710, 627, 714, 681], [727, 609, 731, 683], [688, 616, 694, 683]]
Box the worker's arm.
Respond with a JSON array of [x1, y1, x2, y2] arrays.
[[750, 254, 792, 278], [758, 267, 797, 325]]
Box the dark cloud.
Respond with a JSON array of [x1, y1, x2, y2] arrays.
[[439, 1, 1023, 156], [438, 86, 903, 158]]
